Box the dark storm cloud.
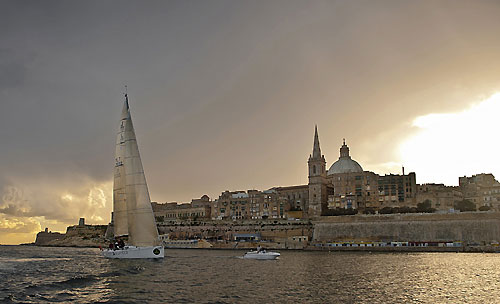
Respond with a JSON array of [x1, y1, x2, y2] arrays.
[[0, 49, 31, 90]]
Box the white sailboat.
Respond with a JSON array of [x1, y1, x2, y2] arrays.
[[102, 94, 164, 259]]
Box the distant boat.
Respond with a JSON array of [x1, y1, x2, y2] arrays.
[[243, 250, 280, 260], [102, 94, 164, 259]]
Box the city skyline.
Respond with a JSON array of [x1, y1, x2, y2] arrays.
[[2, 1, 500, 244]]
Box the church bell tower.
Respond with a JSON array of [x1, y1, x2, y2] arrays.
[[308, 125, 327, 218]]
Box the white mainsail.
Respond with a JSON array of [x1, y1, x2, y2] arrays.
[[112, 101, 129, 237], [113, 95, 160, 247]]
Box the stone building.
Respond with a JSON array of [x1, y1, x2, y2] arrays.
[[211, 190, 248, 220], [307, 126, 329, 217], [376, 173, 417, 208], [191, 194, 212, 208], [152, 195, 212, 221], [307, 126, 417, 217], [459, 173, 500, 210], [272, 185, 309, 213], [211, 189, 288, 220], [416, 183, 462, 211]]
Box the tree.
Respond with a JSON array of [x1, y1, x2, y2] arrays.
[[454, 199, 476, 212], [417, 200, 432, 212], [322, 208, 358, 216], [345, 208, 358, 215], [379, 207, 394, 214], [363, 208, 376, 215], [398, 206, 413, 214], [479, 205, 491, 211]]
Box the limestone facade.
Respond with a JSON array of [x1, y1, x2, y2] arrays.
[[211, 189, 287, 220], [459, 173, 500, 211], [272, 185, 309, 212], [416, 184, 462, 211], [152, 195, 212, 221]]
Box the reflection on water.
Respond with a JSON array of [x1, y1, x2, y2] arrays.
[[1, 246, 500, 303]]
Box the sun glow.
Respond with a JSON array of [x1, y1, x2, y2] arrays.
[[61, 194, 73, 201], [399, 93, 500, 185]]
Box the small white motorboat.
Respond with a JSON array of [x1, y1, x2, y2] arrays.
[[243, 250, 280, 260]]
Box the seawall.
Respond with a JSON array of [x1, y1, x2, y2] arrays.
[[313, 212, 500, 244]]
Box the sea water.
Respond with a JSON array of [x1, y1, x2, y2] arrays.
[[1, 245, 500, 303]]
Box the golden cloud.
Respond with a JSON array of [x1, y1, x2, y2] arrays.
[[0, 176, 112, 244]]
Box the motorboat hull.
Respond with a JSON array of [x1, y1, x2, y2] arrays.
[[243, 251, 280, 260], [102, 245, 164, 259]]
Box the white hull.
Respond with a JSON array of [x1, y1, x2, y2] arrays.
[[243, 251, 280, 260], [102, 245, 164, 259]]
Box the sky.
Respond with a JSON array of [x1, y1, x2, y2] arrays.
[[2, 0, 500, 244]]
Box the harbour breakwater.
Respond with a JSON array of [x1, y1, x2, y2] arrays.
[[33, 212, 500, 251]]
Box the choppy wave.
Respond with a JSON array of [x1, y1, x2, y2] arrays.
[[0, 257, 72, 263], [23, 274, 98, 291]]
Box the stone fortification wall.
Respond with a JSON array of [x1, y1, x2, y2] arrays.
[[313, 212, 500, 243], [158, 220, 313, 241]]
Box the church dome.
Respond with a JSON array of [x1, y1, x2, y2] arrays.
[[327, 140, 363, 175]]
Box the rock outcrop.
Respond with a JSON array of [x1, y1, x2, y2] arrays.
[[35, 224, 108, 248]]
